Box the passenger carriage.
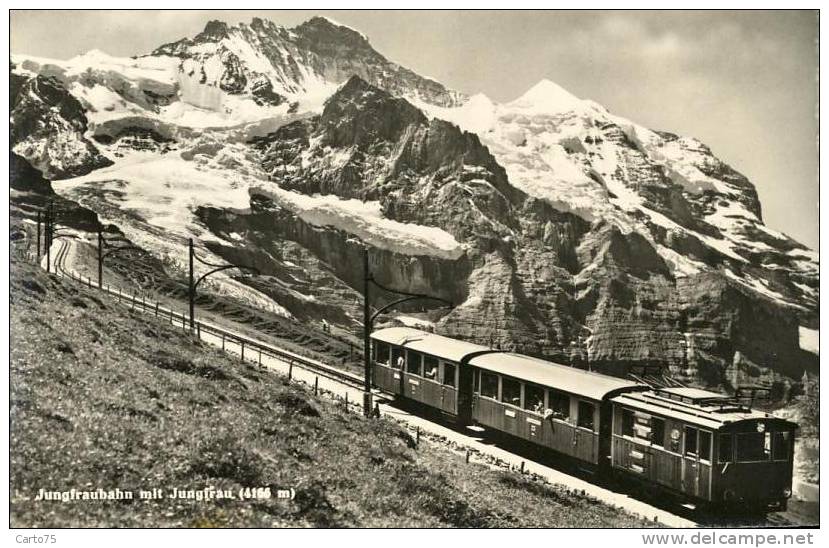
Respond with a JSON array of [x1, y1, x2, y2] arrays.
[[371, 327, 488, 417], [610, 388, 796, 511], [369, 327, 797, 513], [467, 352, 642, 467]]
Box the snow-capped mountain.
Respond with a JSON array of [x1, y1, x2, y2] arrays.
[[9, 16, 818, 391]]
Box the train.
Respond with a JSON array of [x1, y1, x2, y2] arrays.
[[370, 327, 797, 513]]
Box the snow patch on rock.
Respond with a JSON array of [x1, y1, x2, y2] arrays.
[[251, 186, 466, 261], [799, 326, 819, 355]]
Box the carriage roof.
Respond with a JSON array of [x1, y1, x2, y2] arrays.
[[371, 327, 490, 362], [371, 327, 645, 400], [610, 389, 797, 430], [469, 352, 645, 401]]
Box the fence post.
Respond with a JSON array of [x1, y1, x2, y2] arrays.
[[155, 302, 159, 316], [520, 461, 525, 474], [466, 450, 471, 463], [196, 324, 201, 340], [258, 349, 262, 367], [344, 392, 348, 410], [222, 334, 225, 351], [314, 377, 319, 396], [241, 341, 245, 362], [288, 360, 293, 381]]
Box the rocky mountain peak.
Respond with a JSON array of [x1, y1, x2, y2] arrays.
[[196, 19, 230, 42], [295, 16, 371, 46], [319, 75, 426, 148]]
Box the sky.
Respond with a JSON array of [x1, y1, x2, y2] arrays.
[[10, 10, 820, 250]]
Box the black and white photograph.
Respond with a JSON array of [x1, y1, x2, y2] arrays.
[[6, 6, 821, 538]]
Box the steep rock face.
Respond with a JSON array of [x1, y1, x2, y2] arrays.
[[197, 195, 472, 323], [292, 17, 464, 107], [252, 76, 523, 252], [10, 152, 54, 195], [10, 70, 112, 178]]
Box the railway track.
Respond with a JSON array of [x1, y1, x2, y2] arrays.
[[50, 238, 364, 391]]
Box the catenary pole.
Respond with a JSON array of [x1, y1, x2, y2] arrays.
[[189, 238, 195, 330], [97, 230, 103, 289], [363, 248, 372, 417]]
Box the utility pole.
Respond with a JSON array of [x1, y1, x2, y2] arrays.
[[97, 231, 103, 289], [189, 238, 195, 329], [36, 211, 41, 259], [45, 203, 52, 273], [363, 249, 372, 417]]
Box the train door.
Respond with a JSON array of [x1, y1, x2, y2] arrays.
[[682, 426, 700, 497], [391, 346, 405, 394], [598, 401, 614, 472], [438, 360, 458, 414], [456, 364, 474, 425], [574, 400, 597, 463]]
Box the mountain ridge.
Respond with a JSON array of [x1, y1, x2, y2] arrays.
[[9, 16, 819, 394]]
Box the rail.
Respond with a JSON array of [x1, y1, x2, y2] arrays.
[[45, 239, 365, 391]]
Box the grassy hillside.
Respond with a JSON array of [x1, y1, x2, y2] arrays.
[[10, 257, 654, 528]]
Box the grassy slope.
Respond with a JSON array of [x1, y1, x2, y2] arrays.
[[10, 258, 654, 528]]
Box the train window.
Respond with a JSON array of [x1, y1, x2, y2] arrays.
[[577, 401, 595, 431], [621, 409, 635, 437], [772, 432, 791, 461], [699, 431, 712, 462], [480, 372, 499, 399], [374, 342, 390, 365], [524, 383, 545, 413], [442, 362, 456, 387], [718, 434, 734, 463], [501, 377, 521, 406], [651, 417, 665, 447], [423, 355, 439, 380], [549, 390, 570, 419], [407, 352, 423, 376], [684, 427, 698, 457], [391, 347, 405, 369], [736, 432, 771, 462]]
